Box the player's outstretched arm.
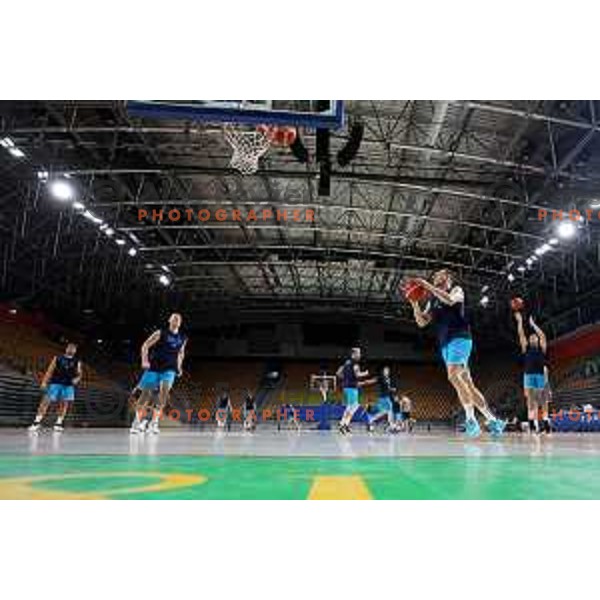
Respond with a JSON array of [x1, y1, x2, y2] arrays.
[[514, 312, 528, 354], [529, 316, 547, 353]]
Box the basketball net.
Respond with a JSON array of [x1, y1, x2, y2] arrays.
[[223, 124, 271, 175]]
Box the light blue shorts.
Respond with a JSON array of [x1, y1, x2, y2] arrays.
[[138, 370, 177, 391], [524, 373, 546, 390], [343, 387, 359, 406], [376, 396, 392, 412], [441, 338, 473, 366], [46, 383, 75, 402]]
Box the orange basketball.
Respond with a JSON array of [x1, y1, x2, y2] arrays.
[[403, 280, 429, 303], [257, 125, 297, 147], [510, 297, 525, 312], [273, 126, 297, 146]]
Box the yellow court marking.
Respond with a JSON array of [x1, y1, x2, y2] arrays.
[[0, 472, 206, 500], [308, 475, 373, 500]]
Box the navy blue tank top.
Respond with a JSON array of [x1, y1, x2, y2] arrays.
[[149, 328, 187, 372], [523, 346, 545, 375], [50, 355, 79, 385], [342, 359, 358, 389], [377, 374, 393, 397], [428, 290, 471, 347]]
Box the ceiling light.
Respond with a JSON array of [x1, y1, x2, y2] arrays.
[[480, 295, 490, 307], [590, 199, 600, 209], [158, 274, 171, 287], [83, 210, 103, 224], [72, 201, 85, 211], [104, 227, 115, 237], [49, 179, 75, 201], [116, 239, 126, 246], [549, 238, 559, 245], [161, 265, 170, 272], [557, 221, 577, 239], [517, 266, 526, 273], [0, 137, 15, 148], [128, 248, 138, 257], [37, 170, 49, 181], [507, 273, 515, 282], [8, 147, 25, 158]]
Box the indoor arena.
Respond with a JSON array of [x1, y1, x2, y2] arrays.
[[2, 100, 600, 499]]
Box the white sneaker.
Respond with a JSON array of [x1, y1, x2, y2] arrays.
[[147, 422, 160, 435], [28, 423, 41, 433], [53, 424, 64, 432]]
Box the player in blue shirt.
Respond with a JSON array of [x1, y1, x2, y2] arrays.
[[29, 342, 82, 433], [336, 347, 370, 434], [130, 313, 187, 435], [409, 269, 505, 437], [514, 311, 550, 434], [363, 366, 395, 432]]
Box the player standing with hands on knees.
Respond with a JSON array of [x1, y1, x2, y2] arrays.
[[407, 269, 505, 438]]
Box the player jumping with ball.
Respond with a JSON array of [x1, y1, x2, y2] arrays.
[[408, 269, 505, 437]]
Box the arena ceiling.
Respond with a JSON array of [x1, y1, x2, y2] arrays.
[[1, 100, 600, 340]]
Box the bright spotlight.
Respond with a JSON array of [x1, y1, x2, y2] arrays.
[[517, 266, 526, 273], [480, 295, 490, 307], [507, 273, 515, 282], [557, 221, 577, 239], [549, 238, 559, 245], [104, 227, 115, 237], [9, 147, 25, 158], [49, 179, 75, 201], [116, 239, 126, 246], [72, 201, 85, 211], [0, 137, 15, 148], [158, 274, 171, 287], [128, 247, 138, 257]]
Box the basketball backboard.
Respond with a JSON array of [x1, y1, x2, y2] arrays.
[[126, 100, 344, 129]]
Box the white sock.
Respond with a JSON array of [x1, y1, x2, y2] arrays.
[[464, 405, 475, 421], [56, 416, 64, 425]]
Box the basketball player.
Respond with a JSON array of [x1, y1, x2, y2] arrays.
[[130, 313, 187, 435], [363, 366, 395, 432], [29, 342, 82, 432], [243, 391, 257, 431], [215, 389, 232, 429], [401, 395, 414, 433], [514, 312, 550, 434], [336, 347, 369, 434], [409, 270, 505, 437]]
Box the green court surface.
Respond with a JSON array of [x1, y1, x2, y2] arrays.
[[1, 455, 600, 499]]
